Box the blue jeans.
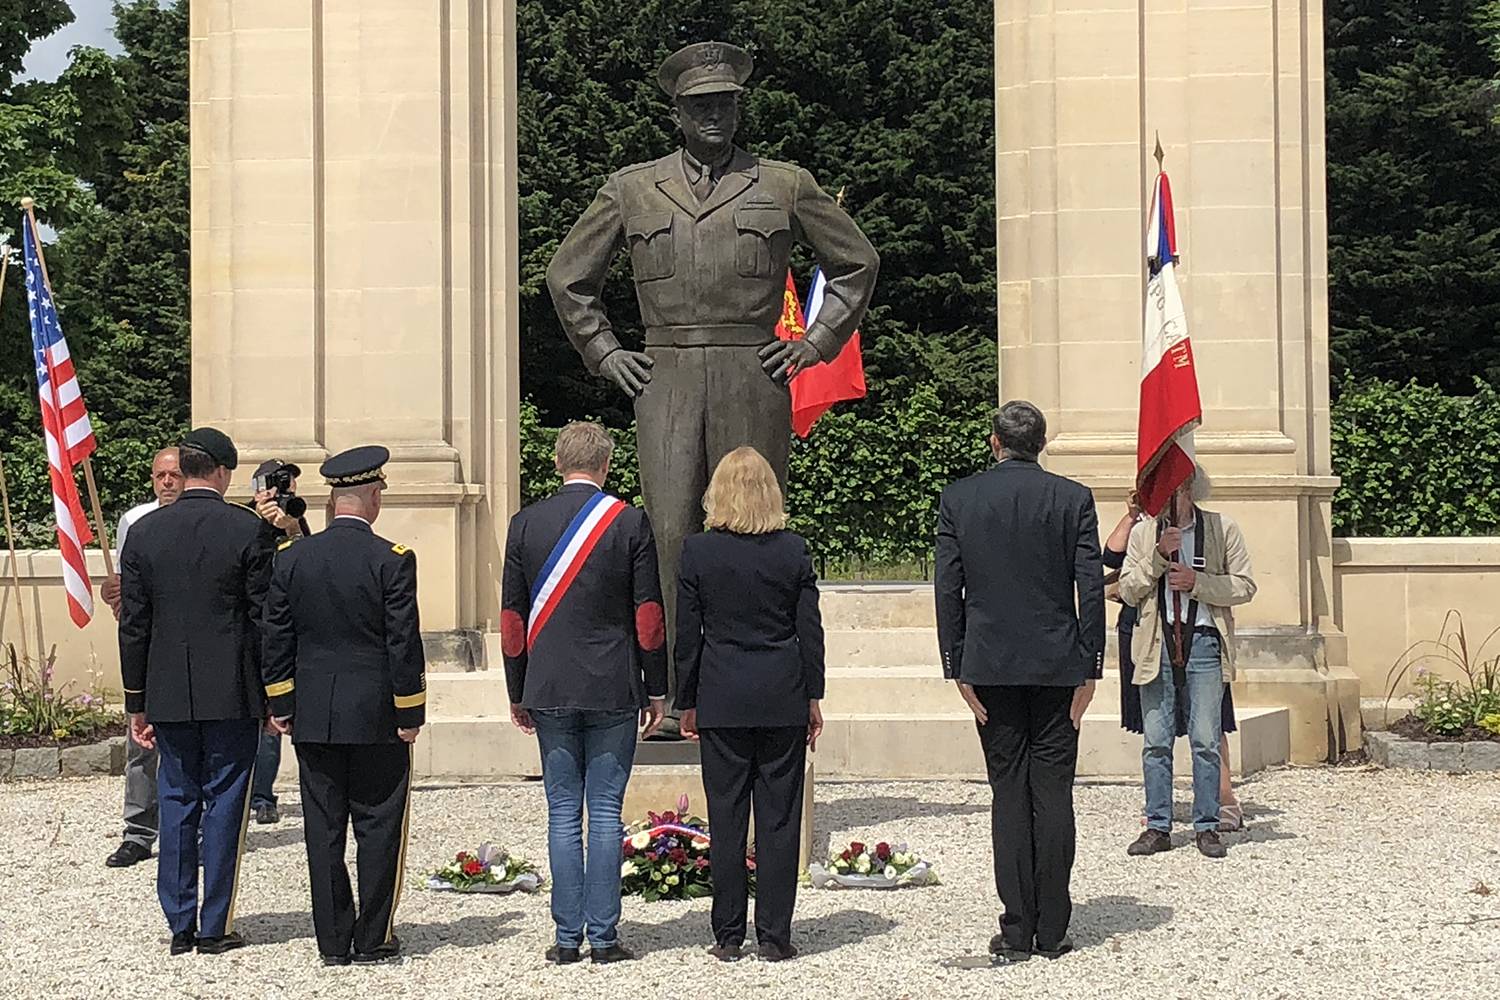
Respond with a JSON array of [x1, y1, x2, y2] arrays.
[[532, 707, 639, 949], [1140, 633, 1224, 833], [251, 729, 282, 809]]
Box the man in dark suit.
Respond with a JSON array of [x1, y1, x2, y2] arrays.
[[261, 445, 426, 967], [934, 400, 1105, 964], [119, 427, 273, 956], [501, 422, 667, 965]]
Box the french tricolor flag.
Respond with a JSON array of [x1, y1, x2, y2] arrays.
[[1135, 171, 1202, 516]]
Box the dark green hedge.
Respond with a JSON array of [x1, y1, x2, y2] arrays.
[[1331, 379, 1500, 536], [520, 386, 993, 572]]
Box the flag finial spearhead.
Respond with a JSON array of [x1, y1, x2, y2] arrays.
[[1153, 133, 1165, 174]]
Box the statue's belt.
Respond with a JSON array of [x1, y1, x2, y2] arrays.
[[645, 324, 773, 348]]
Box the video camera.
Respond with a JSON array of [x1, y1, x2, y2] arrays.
[[252, 461, 307, 519]]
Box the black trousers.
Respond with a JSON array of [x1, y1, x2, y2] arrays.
[[974, 684, 1080, 951], [699, 726, 806, 953], [295, 742, 412, 958]]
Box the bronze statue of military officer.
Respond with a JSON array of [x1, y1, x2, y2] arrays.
[[546, 41, 879, 710]]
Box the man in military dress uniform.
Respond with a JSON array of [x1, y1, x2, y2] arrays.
[[118, 427, 272, 956], [262, 446, 426, 967], [545, 41, 879, 708]]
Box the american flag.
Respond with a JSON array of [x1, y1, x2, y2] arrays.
[[22, 215, 97, 626]]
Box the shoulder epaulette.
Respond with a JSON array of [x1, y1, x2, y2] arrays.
[[230, 500, 261, 517], [392, 543, 412, 556], [616, 160, 655, 178], [277, 537, 297, 552]]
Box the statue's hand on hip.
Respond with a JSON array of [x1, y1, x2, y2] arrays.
[[758, 338, 823, 385], [600, 349, 655, 397]]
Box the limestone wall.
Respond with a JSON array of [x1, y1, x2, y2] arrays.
[[1333, 538, 1500, 700]]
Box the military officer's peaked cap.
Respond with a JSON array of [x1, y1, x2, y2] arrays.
[[657, 41, 753, 99], [180, 427, 238, 470], [320, 445, 390, 488]]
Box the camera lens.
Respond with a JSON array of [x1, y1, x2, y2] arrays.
[[282, 495, 308, 519]]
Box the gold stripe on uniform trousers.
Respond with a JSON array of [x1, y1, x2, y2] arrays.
[[224, 766, 256, 934], [265, 679, 294, 698], [386, 743, 415, 945], [393, 691, 425, 709]]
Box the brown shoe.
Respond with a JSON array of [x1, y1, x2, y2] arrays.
[[1127, 829, 1172, 856], [1196, 830, 1227, 859]]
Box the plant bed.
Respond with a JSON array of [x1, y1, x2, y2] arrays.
[[1387, 715, 1499, 745], [2, 643, 126, 780], [1365, 728, 1500, 773], [0, 720, 127, 750], [1376, 610, 1500, 772]]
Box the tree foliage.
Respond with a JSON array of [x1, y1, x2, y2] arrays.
[[0, 1, 186, 545], [518, 0, 998, 428], [1325, 1, 1500, 392]]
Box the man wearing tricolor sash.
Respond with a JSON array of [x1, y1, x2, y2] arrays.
[[501, 422, 668, 965]]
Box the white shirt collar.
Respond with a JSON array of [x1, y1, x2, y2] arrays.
[[563, 475, 602, 488], [333, 513, 371, 526]]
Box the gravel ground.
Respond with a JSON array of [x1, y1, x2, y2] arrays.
[[1, 767, 1496, 999]]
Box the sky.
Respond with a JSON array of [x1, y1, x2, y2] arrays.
[[21, 2, 123, 82]]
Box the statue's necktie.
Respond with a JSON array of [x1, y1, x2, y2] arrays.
[[691, 166, 716, 204]]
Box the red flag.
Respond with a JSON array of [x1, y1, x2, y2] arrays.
[[1136, 172, 1201, 516], [774, 269, 867, 437]]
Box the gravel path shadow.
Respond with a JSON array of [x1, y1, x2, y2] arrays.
[[617, 906, 898, 956], [1069, 894, 1174, 947], [230, 908, 525, 953]]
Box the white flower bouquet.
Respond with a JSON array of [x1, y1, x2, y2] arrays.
[[426, 843, 544, 893], [807, 840, 938, 890]]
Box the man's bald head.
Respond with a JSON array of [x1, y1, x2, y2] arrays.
[[150, 448, 184, 505]]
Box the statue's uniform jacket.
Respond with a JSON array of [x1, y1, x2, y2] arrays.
[[545, 146, 879, 689]]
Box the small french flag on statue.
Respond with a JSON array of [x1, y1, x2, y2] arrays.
[[1135, 170, 1202, 516]]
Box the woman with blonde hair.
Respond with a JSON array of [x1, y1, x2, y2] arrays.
[[676, 446, 824, 963]]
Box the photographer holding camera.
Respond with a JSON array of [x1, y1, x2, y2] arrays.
[[248, 459, 309, 823]]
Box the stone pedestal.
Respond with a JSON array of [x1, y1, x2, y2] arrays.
[[190, 0, 522, 633], [996, 0, 1359, 759]]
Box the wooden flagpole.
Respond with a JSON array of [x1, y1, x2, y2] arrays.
[[19, 198, 114, 580], [0, 244, 34, 663]]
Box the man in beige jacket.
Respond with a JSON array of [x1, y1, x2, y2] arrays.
[[1118, 466, 1255, 859]]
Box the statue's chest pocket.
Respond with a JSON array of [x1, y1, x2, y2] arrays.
[[626, 214, 675, 282], [734, 207, 791, 278]]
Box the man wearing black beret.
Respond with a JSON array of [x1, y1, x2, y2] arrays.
[[261, 445, 427, 966], [118, 426, 273, 956]]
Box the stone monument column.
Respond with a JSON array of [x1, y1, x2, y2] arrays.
[[995, 0, 1357, 761], [190, 1, 521, 639]]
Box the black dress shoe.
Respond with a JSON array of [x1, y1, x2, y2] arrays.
[[196, 932, 246, 955], [758, 943, 799, 963], [708, 942, 743, 962], [1035, 936, 1074, 959], [590, 943, 636, 964], [987, 934, 1033, 964], [254, 803, 280, 825], [321, 954, 352, 967], [170, 931, 197, 956], [106, 841, 152, 868], [1196, 830, 1228, 859], [1127, 829, 1172, 856], [352, 937, 401, 965], [545, 944, 582, 965]]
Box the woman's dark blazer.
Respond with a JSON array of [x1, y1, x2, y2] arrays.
[[673, 529, 825, 728]]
